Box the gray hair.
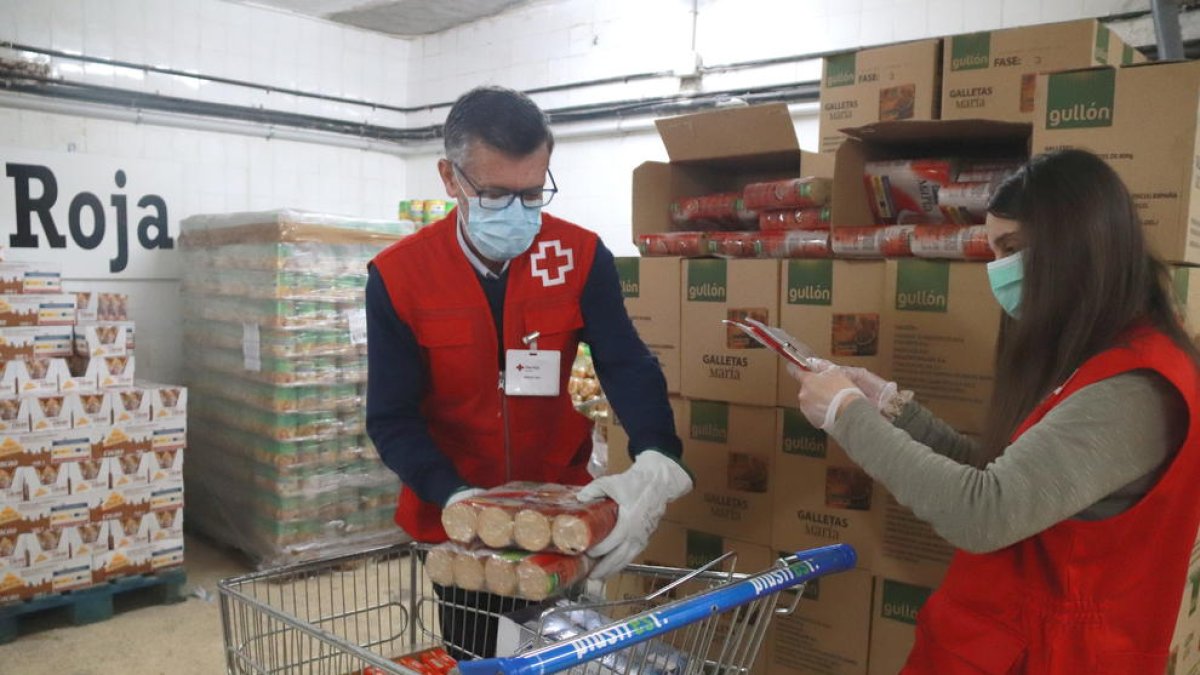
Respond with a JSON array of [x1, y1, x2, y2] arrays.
[[443, 86, 554, 166]]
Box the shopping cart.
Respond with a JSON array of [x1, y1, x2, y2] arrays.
[[219, 541, 856, 675]]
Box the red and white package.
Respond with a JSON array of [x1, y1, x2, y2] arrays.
[[937, 182, 993, 225], [637, 232, 710, 258], [831, 226, 916, 259], [669, 193, 756, 228], [758, 206, 832, 231], [955, 159, 1021, 184], [359, 648, 457, 675], [752, 230, 831, 259], [742, 177, 832, 211], [441, 482, 618, 554], [516, 552, 593, 601], [911, 225, 995, 261], [863, 160, 955, 224]]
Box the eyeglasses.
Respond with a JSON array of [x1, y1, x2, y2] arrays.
[[453, 163, 557, 210]]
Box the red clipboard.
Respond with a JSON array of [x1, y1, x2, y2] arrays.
[[722, 317, 819, 371]]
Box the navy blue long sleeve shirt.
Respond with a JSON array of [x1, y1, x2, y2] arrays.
[[366, 239, 681, 508]]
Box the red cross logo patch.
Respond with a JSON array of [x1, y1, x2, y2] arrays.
[[530, 240, 575, 287]]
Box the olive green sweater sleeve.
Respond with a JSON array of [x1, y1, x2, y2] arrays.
[[827, 371, 1186, 553]]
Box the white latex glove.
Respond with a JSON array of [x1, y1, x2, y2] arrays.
[[577, 450, 693, 580], [789, 362, 911, 421], [790, 366, 867, 431], [443, 486, 485, 508]]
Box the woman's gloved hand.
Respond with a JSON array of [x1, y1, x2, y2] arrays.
[[788, 366, 867, 431], [791, 361, 911, 421], [577, 450, 693, 579]]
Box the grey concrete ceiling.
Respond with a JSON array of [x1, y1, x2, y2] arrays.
[[232, 0, 532, 36]]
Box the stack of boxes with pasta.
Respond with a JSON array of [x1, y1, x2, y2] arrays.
[[0, 261, 186, 604], [607, 17, 1200, 675]]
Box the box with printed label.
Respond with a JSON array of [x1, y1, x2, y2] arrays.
[[0, 262, 63, 295], [942, 19, 1144, 123], [681, 259, 781, 406], [70, 391, 114, 429], [0, 431, 55, 498], [632, 103, 830, 244], [69, 291, 129, 323], [65, 454, 112, 496], [22, 393, 72, 432], [109, 386, 151, 425], [1032, 61, 1200, 264], [2, 358, 70, 396], [147, 480, 183, 541], [0, 395, 29, 433], [0, 294, 76, 327], [663, 400, 776, 545], [819, 39, 942, 153], [140, 381, 187, 421], [149, 537, 184, 571], [51, 554, 94, 593], [89, 485, 151, 540], [868, 576, 936, 675], [773, 408, 886, 571], [0, 326, 74, 361], [71, 354, 136, 389], [766, 567, 874, 675], [148, 430, 184, 484], [73, 322, 135, 358], [0, 499, 51, 563], [778, 260, 887, 408], [880, 260, 1000, 435], [92, 542, 153, 582], [0, 559, 52, 603], [614, 257, 682, 394], [604, 397, 685, 477]]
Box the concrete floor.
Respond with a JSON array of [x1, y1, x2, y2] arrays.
[[0, 533, 253, 675]]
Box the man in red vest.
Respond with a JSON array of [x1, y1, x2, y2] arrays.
[[367, 86, 691, 659]]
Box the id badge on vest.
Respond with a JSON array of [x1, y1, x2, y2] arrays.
[[504, 331, 561, 397]]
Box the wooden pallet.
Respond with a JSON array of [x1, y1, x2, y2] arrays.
[[0, 569, 187, 644]]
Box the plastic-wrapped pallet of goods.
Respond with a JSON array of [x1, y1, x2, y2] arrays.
[[179, 210, 415, 567]]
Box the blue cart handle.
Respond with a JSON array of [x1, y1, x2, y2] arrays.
[[452, 544, 856, 675]]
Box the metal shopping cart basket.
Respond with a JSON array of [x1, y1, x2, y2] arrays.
[[219, 541, 856, 675]]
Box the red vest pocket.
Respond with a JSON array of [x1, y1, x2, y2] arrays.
[[904, 594, 1027, 674]]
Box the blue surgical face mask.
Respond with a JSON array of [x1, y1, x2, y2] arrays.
[[460, 196, 542, 262], [986, 251, 1024, 318]]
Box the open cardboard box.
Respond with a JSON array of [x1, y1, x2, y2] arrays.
[[632, 103, 833, 246]]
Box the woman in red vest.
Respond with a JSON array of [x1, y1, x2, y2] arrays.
[[791, 148, 1200, 674]]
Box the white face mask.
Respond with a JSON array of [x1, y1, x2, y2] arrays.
[[459, 195, 542, 262]]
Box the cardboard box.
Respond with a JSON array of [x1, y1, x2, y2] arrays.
[[773, 408, 885, 570], [72, 354, 136, 389], [632, 103, 830, 244], [777, 260, 887, 408], [71, 391, 114, 429], [820, 39, 942, 153], [0, 294, 76, 327], [0, 500, 52, 561], [149, 537, 184, 571], [868, 576, 936, 675], [681, 259, 781, 406], [51, 555, 93, 592], [942, 19, 1144, 123], [2, 358, 70, 396], [831, 119, 1031, 228], [147, 480, 183, 541], [92, 542, 153, 582], [74, 322, 135, 358], [66, 457, 112, 496], [614, 257, 682, 394], [0, 395, 29, 433], [663, 400, 776, 545], [0, 262, 62, 295], [22, 393, 72, 432], [109, 387, 150, 425], [0, 560, 52, 603], [17, 453, 70, 502], [0, 431, 55, 496], [70, 291, 129, 323], [604, 396, 685, 476], [0, 326, 74, 361], [766, 567, 874, 675], [140, 381, 187, 421], [1032, 61, 1200, 264], [880, 260, 1000, 435], [95, 424, 154, 466]]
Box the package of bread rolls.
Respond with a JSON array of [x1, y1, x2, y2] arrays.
[[440, 482, 617, 555]]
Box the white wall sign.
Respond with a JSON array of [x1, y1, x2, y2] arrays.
[[0, 151, 182, 279]]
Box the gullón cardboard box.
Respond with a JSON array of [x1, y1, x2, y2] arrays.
[[942, 18, 1144, 123], [603, 396, 686, 476], [1032, 61, 1200, 264], [766, 566, 873, 675], [773, 408, 884, 571], [614, 257, 682, 394], [681, 259, 780, 406], [632, 103, 826, 243], [868, 576, 936, 675], [664, 400, 776, 545], [819, 39, 942, 153], [881, 260, 1000, 435], [778, 260, 886, 408]]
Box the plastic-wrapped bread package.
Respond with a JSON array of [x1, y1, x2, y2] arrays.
[[831, 226, 917, 259], [937, 182, 994, 225], [863, 159, 955, 225], [440, 482, 618, 554], [516, 552, 593, 601], [741, 177, 832, 211], [758, 206, 832, 231], [911, 225, 995, 261], [636, 232, 711, 258], [669, 193, 757, 229]]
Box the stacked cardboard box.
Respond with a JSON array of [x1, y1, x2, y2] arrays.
[[0, 262, 188, 604], [179, 210, 413, 567]]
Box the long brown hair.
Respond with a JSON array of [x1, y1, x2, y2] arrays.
[[980, 149, 1199, 460]]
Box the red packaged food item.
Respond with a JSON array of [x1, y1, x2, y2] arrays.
[[517, 552, 592, 601], [750, 230, 831, 259], [705, 231, 757, 258], [551, 503, 619, 554], [758, 206, 832, 231], [441, 482, 617, 554], [742, 177, 832, 211], [937, 182, 992, 225], [831, 226, 916, 259], [956, 159, 1021, 183], [636, 232, 710, 257], [359, 648, 458, 675], [911, 225, 995, 261], [670, 193, 756, 228], [863, 160, 955, 224]]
